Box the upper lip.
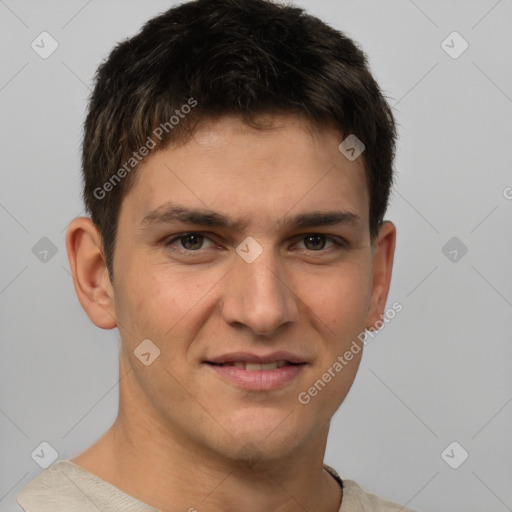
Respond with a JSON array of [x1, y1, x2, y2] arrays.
[[205, 351, 308, 365]]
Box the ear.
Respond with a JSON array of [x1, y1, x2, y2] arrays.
[[366, 221, 396, 331], [65, 217, 117, 330]]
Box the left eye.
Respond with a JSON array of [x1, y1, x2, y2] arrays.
[[295, 234, 338, 251]]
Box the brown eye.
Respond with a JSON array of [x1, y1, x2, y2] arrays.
[[294, 234, 346, 253], [177, 233, 204, 250], [165, 233, 213, 252], [302, 234, 328, 251]]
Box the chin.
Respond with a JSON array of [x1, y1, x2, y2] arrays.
[[218, 410, 309, 462]]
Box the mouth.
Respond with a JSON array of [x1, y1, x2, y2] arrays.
[[203, 353, 308, 390], [206, 360, 301, 371]]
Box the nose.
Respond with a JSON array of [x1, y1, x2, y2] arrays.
[[220, 244, 299, 337]]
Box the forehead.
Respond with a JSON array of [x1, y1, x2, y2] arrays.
[[121, 114, 369, 230]]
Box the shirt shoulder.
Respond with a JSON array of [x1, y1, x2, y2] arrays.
[[341, 480, 418, 512], [324, 464, 417, 512], [16, 460, 159, 512]]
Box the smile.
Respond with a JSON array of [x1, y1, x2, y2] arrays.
[[209, 360, 290, 370], [205, 361, 306, 390]]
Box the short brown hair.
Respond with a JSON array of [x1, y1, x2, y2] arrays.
[[82, 0, 397, 280]]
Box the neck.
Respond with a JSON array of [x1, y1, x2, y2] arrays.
[[71, 369, 342, 512]]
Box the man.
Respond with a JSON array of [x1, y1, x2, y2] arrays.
[[17, 0, 413, 510]]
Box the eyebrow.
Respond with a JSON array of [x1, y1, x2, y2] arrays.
[[139, 203, 362, 232]]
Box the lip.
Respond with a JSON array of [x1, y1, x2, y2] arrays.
[[204, 362, 306, 391], [204, 351, 308, 365]]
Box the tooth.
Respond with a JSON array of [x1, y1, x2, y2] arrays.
[[232, 361, 288, 371], [245, 362, 262, 371]]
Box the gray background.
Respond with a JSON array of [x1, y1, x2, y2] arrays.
[[1, 1, 511, 511]]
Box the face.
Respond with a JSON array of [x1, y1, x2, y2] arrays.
[[75, 114, 395, 465]]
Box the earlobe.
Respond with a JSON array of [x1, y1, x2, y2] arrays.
[[65, 217, 117, 330], [366, 221, 396, 331]]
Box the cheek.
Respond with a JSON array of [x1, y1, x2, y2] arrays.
[[302, 262, 373, 334], [112, 261, 173, 344], [114, 259, 218, 347]]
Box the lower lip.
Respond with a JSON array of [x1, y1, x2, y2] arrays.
[[205, 363, 306, 391]]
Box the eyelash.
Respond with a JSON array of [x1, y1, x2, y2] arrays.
[[163, 232, 347, 255]]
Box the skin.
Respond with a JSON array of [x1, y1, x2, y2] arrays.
[[66, 114, 396, 512]]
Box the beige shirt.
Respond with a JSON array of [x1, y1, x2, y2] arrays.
[[17, 460, 417, 512]]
